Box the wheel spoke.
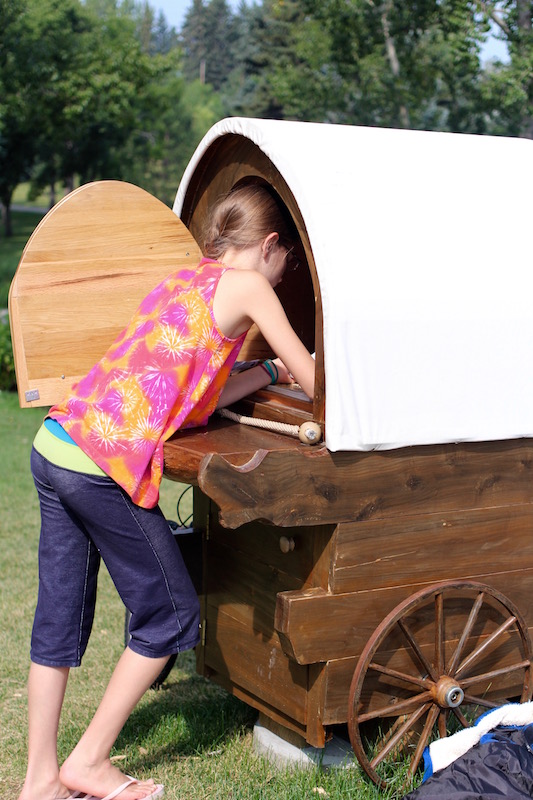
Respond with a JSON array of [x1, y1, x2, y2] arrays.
[[348, 581, 531, 792], [371, 703, 431, 768], [456, 615, 518, 677], [447, 591, 485, 675], [409, 705, 441, 778], [451, 706, 472, 728], [398, 618, 438, 682], [368, 661, 431, 690], [435, 591, 444, 674], [462, 692, 500, 709], [459, 659, 531, 688], [438, 708, 448, 738], [357, 690, 434, 723]]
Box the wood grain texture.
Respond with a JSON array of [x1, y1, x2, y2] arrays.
[[197, 438, 533, 528], [204, 604, 308, 723], [275, 571, 533, 665], [320, 630, 528, 726], [330, 505, 533, 593], [164, 415, 301, 485], [9, 181, 201, 407]]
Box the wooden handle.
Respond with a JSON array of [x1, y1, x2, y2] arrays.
[[279, 536, 295, 554]]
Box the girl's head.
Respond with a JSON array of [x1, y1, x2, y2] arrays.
[[203, 184, 296, 260]]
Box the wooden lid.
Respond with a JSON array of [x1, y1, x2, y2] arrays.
[[9, 181, 201, 407]]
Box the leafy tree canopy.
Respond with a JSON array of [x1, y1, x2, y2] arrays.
[[1, 0, 531, 239]]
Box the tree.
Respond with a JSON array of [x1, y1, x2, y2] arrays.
[[132, 1, 179, 55], [219, 0, 531, 138], [0, 0, 43, 235], [0, 0, 161, 236], [476, 1, 533, 138], [278, 0, 488, 130], [181, 0, 237, 90], [219, 0, 303, 119], [117, 51, 223, 206]]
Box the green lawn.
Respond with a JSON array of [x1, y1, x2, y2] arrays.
[[0, 388, 398, 799]]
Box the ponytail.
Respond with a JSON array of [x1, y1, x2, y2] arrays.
[[203, 184, 294, 259]]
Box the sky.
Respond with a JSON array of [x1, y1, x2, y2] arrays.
[[151, 0, 508, 61], [152, 0, 238, 30]]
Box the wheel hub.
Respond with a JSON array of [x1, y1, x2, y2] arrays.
[[433, 675, 464, 708]]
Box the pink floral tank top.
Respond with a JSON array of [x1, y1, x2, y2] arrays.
[[49, 259, 246, 508]]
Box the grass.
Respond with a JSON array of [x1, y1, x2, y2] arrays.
[[12, 180, 72, 209], [0, 211, 45, 308], [0, 202, 408, 800], [0, 394, 401, 800], [0, 402, 406, 799]]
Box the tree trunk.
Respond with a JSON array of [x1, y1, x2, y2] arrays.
[[477, 1, 533, 139], [517, 0, 531, 31], [517, 0, 533, 139], [521, 118, 533, 139], [1, 202, 13, 238], [381, 1, 410, 128]]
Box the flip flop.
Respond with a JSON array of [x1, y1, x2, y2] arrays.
[[60, 793, 86, 799], [75, 778, 164, 800]]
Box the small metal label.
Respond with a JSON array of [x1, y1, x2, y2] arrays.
[[25, 389, 40, 402]]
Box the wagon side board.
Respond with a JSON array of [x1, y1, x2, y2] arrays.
[[176, 431, 533, 747]]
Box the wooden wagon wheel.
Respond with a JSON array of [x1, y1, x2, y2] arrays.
[[347, 580, 532, 790]]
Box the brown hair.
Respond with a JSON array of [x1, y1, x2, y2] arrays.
[[203, 183, 295, 259]]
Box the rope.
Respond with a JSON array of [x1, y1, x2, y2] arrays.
[[217, 407, 300, 437]]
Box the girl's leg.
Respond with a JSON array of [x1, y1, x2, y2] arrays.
[[18, 663, 70, 800], [45, 465, 199, 799], [59, 649, 169, 800], [20, 451, 101, 800]]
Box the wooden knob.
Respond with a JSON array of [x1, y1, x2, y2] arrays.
[[298, 421, 322, 445], [279, 536, 295, 554]]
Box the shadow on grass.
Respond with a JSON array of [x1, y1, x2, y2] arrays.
[[116, 668, 257, 768]]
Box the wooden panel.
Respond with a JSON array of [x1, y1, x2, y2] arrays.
[[198, 439, 533, 528], [320, 628, 530, 726], [164, 415, 302, 486], [206, 540, 303, 635], [208, 517, 333, 589], [204, 604, 308, 723], [305, 662, 328, 747], [275, 572, 533, 665], [322, 657, 358, 724], [218, 684, 312, 743], [330, 504, 533, 593], [231, 384, 314, 427], [9, 181, 202, 408]]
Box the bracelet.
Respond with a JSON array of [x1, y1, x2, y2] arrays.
[[260, 359, 278, 384]]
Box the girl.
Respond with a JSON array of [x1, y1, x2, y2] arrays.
[[18, 184, 315, 800]]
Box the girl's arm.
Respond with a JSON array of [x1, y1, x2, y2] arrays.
[[216, 363, 272, 408], [240, 274, 315, 398], [215, 270, 315, 399]]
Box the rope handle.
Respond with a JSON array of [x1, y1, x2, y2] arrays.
[[217, 408, 322, 445]]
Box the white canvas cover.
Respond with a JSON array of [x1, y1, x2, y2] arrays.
[[174, 117, 533, 452]]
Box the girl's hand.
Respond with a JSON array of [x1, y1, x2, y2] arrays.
[[272, 357, 292, 384]]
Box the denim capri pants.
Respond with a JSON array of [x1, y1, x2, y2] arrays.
[[30, 447, 200, 668]]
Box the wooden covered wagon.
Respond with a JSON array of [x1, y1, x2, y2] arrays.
[[9, 118, 533, 788]]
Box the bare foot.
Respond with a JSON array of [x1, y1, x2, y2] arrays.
[[17, 775, 72, 800], [59, 757, 161, 800]]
